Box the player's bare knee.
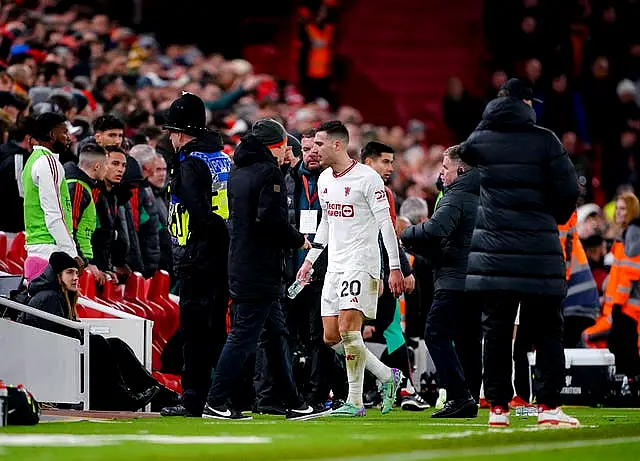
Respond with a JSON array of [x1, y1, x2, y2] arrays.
[[324, 332, 340, 346]]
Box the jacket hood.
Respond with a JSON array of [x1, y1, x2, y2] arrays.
[[122, 154, 144, 186], [180, 131, 224, 156], [28, 266, 61, 296], [447, 167, 480, 195], [233, 134, 277, 168], [64, 161, 96, 187], [478, 97, 536, 130]]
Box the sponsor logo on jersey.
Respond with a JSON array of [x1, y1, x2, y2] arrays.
[[327, 202, 355, 218], [374, 190, 386, 202]]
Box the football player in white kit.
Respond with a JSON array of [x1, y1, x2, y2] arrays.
[[297, 121, 405, 416]]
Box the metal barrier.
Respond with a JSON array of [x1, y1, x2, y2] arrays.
[[0, 297, 90, 409]]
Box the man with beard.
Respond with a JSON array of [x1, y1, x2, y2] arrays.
[[22, 112, 80, 283], [160, 93, 232, 418], [279, 128, 336, 411]]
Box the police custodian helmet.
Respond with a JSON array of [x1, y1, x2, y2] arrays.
[[163, 92, 208, 136]]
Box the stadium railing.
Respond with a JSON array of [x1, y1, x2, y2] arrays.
[[0, 297, 90, 409]]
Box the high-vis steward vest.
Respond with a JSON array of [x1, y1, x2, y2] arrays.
[[558, 211, 600, 320], [22, 147, 73, 246], [67, 178, 96, 259], [168, 151, 232, 246], [584, 236, 640, 349], [306, 23, 334, 79]]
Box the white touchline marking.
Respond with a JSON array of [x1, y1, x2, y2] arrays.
[[303, 436, 640, 461], [0, 434, 271, 447], [204, 421, 277, 425], [418, 423, 488, 427]]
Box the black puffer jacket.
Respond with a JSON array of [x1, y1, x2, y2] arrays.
[[460, 97, 579, 295], [0, 141, 29, 233], [228, 134, 305, 300], [401, 168, 480, 292], [19, 266, 82, 340], [169, 132, 229, 277]]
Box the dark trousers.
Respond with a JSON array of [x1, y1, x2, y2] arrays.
[[89, 335, 157, 411], [207, 298, 304, 409], [425, 290, 482, 401], [483, 291, 565, 409], [177, 272, 228, 414], [608, 307, 640, 378]]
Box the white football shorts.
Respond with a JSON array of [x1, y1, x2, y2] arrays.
[[321, 270, 380, 319]]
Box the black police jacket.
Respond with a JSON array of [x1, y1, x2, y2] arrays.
[[228, 134, 305, 300], [169, 132, 229, 276]]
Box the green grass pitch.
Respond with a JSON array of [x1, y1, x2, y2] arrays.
[[1, 408, 640, 460]]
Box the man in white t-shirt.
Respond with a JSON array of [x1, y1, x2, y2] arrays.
[[297, 121, 404, 416]]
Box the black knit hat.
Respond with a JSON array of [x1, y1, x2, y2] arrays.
[[252, 119, 287, 147], [49, 252, 79, 274]]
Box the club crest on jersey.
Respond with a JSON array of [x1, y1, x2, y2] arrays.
[[345, 186, 351, 197]]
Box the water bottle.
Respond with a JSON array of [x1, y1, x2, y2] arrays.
[[0, 380, 8, 427], [287, 268, 314, 299]]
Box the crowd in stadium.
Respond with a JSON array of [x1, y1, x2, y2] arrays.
[[0, 0, 639, 421]]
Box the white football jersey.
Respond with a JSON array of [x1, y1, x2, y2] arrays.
[[318, 161, 390, 278]]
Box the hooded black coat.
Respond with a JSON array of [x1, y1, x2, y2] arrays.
[[19, 266, 82, 340], [401, 168, 480, 292], [460, 97, 579, 296], [228, 134, 305, 300]]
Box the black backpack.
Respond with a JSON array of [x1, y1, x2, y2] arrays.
[[5, 384, 40, 425]]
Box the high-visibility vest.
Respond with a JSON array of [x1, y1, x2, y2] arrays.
[[306, 23, 334, 79], [558, 211, 600, 319], [584, 237, 640, 348]]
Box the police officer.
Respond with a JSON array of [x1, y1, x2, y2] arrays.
[[160, 92, 232, 417]]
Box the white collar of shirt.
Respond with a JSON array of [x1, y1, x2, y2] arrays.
[[32, 145, 59, 160]]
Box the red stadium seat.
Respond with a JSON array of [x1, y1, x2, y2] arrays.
[[7, 232, 26, 268]]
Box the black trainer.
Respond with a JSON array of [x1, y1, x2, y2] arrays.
[[202, 404, 252, 420], [431, 397, 478, 418], [285, 404, 332, 421], [160, 404, 201, 417]]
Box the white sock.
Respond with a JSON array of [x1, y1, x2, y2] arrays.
[[332, 341, 345, 355], [341, 331, 366, 407], [365, 348, 393, 383]]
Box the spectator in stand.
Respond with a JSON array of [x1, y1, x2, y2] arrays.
[[64, 143, 108, 284], [22, 112, 80, 283], [0, 115, 34, 237], [19, 251, 161, 411], [442, 77, 483, 143], [538, 73, 589, 141], [563, 132, 593, 205]]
